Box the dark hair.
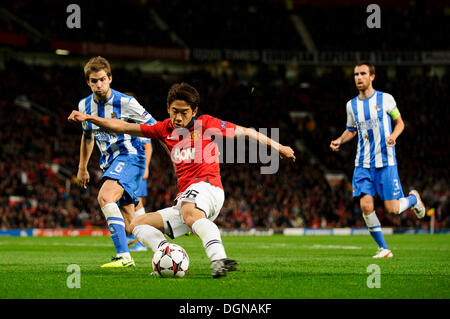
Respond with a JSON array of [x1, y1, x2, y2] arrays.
[[84, 56, 112, 81], [355, 61, 375, 75], [167, 82, 200, 110]]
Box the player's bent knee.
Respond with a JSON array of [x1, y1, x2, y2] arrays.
[[97, 193, 115, 208], [181, 213, 193, 228], [97, 193, 106, 207], [361, 204, 374, 214], [183, 215, 197, 229], [181, 205, 207, 228], [97, 180, 124, 207]]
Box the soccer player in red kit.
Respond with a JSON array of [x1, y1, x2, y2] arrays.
[[69, 82, 296, 278]]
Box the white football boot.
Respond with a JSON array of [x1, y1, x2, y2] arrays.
[[409, 190, 426, 219], [373, 248, 393, 259]]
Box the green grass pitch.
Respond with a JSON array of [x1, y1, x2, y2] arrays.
[[0, 234, 448, 299]]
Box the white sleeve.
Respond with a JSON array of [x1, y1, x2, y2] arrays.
[[383, 93, 397, 114], [346, 101, 357, 131], [123, 97, 157, 125]]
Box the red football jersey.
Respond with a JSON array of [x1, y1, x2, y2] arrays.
[[140, 114, 236, 195]]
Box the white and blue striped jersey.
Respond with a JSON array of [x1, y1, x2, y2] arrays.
[[78, 89, 156, 171], [346, 90, 397, 168]]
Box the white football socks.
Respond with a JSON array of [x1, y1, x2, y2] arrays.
[[191, 218, 227, 262], [398, 197, 410, 214], [132, 217, 227, 262], [363, 211, 388, 249], [132, 224, 168, 252], [363, 211, 381, 229]]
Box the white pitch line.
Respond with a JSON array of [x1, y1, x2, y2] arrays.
[[256, 243, 362, 250], [310, 244, 362, 250], [0, 241, 112, 247]]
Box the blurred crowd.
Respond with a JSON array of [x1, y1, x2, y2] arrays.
[[2, 0, 448, 51], [2, 0, 176, 47], [0, 59, 448, 231], [299, 2, 450, 51]]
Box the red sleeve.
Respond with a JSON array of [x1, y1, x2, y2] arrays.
[[140, 121, 164, 140], [202, 115, 236, 138]]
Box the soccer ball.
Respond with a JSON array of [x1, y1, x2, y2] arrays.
[[152, 243, 189, 278]]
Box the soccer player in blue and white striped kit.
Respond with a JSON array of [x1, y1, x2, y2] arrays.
[[76, 56, 156, 267], [330, 62, 426, 258]]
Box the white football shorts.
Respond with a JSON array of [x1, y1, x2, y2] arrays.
[[158, 181, 225, 239]]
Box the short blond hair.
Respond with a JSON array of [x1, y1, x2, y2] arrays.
[[84, 56, 112, 81]]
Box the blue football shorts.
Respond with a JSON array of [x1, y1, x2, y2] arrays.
[[352, 165, 404, 201], [102, 154, 146, 207], [135, 178, 148, 198]]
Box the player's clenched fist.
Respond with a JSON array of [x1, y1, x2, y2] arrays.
[[330, 138, 341, 152], [385, 135, 396, 147], [68, 110, 89, 123]]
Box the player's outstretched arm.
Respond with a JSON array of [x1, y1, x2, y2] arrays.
[[330, 129, 357, 151], [234, 125, 296, 162], [68, 110, 144, 137]]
